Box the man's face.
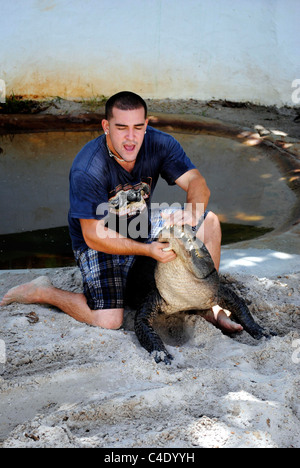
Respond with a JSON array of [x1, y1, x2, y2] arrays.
[[102, 107, 148, 163]]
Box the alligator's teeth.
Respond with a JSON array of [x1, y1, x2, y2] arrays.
[[162, 246, 173, 252]]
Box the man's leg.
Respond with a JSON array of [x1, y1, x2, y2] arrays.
[[197, 211, 243, 333], [0, 276, 124, 330], [197, 210, 222, 271]]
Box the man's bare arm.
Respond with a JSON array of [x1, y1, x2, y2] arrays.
[[176, 168, 210, 212], [161, 169, 211, 226], [79, 219, 176, 263]]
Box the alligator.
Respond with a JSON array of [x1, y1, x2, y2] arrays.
[[125, 223, 275, 365]]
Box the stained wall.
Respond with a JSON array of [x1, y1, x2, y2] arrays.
[[1, 0, 300, 105]]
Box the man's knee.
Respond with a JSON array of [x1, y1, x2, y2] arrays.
[[92, 309, 124, 330], [205, 211, 222, 241], [198, 211, 221, 244], [105, 316, 124, 330]]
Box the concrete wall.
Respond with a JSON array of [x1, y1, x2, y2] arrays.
[[1, 0, 299, 106]]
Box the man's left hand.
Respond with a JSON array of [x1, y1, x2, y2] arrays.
[[160, 209, 197, 228]]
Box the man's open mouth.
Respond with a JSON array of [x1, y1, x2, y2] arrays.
[[124, 144, 136, 152]]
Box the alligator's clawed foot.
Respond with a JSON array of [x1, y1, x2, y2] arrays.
[[249, 324, 277, 340], [152, 349, 174, 365]]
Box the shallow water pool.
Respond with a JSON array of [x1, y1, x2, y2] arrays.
[[0, 130, 295, 269]]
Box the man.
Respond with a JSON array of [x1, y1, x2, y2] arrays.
[[1, 91, 242, 334]]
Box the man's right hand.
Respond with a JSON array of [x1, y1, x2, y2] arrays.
[[80, 219, 177, 262], [148, 241, 177, 263]]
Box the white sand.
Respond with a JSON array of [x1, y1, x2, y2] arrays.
[[0, 248, 299, 448]]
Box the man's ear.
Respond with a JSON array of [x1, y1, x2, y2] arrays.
[[101, 119, 109, 134]]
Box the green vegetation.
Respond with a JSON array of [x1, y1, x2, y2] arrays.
[[0, 92, 108, 114], [80, 94, 108, 112], [0, 92, 51, 114]]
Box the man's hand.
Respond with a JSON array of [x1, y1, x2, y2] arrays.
[[80, 219, 177, 263], [161, 209, 197, 228], [148, 241, 177, 263]]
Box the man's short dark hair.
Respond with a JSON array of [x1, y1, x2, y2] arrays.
[[105, 91, 148, 120]]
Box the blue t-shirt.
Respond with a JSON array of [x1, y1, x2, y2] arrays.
[[68, 126, 196, 251]]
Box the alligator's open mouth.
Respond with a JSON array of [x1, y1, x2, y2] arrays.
[[158, 224, 216, 279], [158, 224, 199, 255]]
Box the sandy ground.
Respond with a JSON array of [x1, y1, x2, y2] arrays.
[[0, 254, 299, 448], [0, 99, 300, 448]]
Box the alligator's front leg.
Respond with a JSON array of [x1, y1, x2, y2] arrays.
[[218, 283, 276, 339], [134, 289, 174, 365]]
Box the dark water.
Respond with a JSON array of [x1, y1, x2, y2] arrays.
[[0, 223, 273, 270]]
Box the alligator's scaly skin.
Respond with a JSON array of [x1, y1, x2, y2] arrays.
[[126, 224, 274, 364]]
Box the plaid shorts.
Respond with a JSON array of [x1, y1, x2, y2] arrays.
[[73, 249, 135, 310], [74, 209, 208, 310]]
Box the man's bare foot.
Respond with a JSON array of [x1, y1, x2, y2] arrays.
[[0, 276, 53, 306], [204, 304, 243, 333]]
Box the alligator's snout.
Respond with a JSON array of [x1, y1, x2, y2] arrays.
[[159, 224, 198, 253], [158, 224, 216, 279]]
